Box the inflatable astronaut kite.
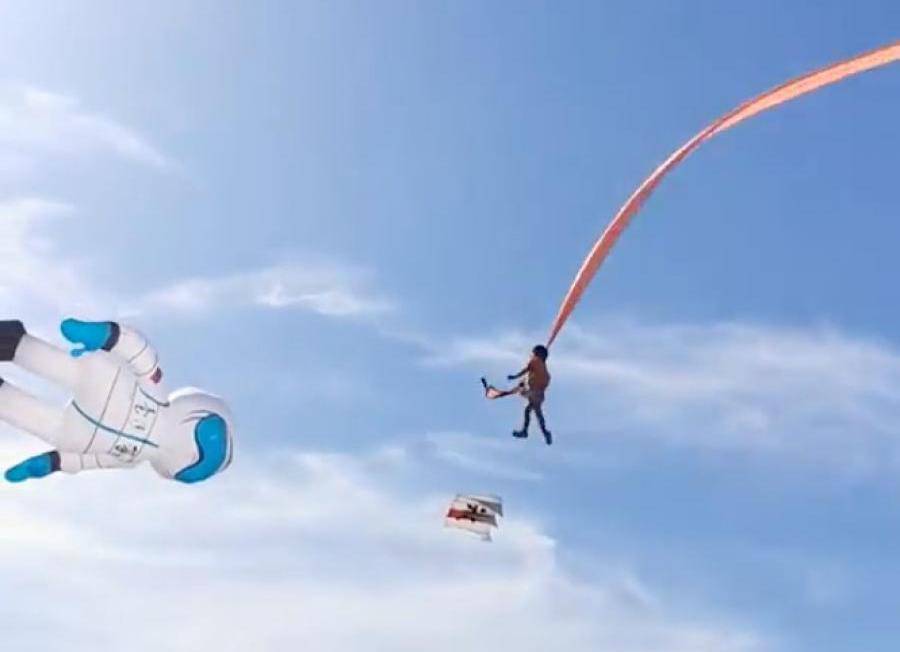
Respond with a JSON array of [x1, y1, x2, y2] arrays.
[[0, 319, 233, 484]]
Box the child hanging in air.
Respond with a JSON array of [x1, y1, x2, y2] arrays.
[[481, 345, 552, 445]]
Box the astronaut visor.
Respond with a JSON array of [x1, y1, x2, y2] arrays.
[[175, 413, 231, 483]]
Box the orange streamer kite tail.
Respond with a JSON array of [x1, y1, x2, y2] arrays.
[[547, 41, 900, 347]]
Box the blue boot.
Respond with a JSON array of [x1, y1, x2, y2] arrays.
[[5, 452, 60, 483]]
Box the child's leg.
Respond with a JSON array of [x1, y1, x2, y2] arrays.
[[512, 403, 532, 437], [532, 401, 552, 445], [533, 404, 549, 434], [520, 404, 532, 432], [0, 321, 80, 390], [483, 378, 525, 400], [0, 378, 65, 446]]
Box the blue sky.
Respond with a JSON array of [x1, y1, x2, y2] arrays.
[[0, 1, 898, 650]]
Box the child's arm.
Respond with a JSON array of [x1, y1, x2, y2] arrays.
[[507, 365, 530, 381]]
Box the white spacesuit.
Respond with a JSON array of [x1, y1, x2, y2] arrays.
[[0, 319, 233, 484]]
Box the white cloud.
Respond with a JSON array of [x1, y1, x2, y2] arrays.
[[0, 198, 109, 323], [432, 319, 900, 474], [0, 83, 392, 330], [0, 83, 171, 325], [134, 262, 395, 319], [0, 193, 392, 329], [0, 438, 766, 652], [0, 85, 168, 170]]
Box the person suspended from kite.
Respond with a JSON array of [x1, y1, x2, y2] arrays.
[[482, 344, 552, 445], [0, 318, 234, 484]]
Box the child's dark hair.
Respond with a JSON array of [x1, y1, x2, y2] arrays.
[[532, 344, 549, 360]]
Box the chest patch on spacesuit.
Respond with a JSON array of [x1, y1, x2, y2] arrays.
[[73, 385, 162, 462]]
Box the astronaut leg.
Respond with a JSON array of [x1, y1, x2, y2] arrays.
[[0, 320, 25, 361], [0, 378, 65, 446], [5, 450, 138, 483], [0, 320, 80, 389]]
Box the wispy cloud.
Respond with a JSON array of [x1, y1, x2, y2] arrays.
[[0, 82, 173, 326], [0, 85, 169, 170], [0, 83, 393, 329], [134, 262, 395, 319], [433, 319, 900, 474], [0, 198, 108, 321], [0, 196, 394, 334], [0, 438, 766, 652]]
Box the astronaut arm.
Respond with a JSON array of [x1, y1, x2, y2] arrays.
[[61, 319, 167, 399], [103, 322, 164, 382]]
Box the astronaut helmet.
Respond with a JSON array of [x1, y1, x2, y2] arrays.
[[162, 387, 234, 483]]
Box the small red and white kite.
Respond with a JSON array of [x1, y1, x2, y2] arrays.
[[445, 494, 503, 541]]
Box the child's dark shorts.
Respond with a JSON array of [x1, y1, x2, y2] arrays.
[[519, 385, 545, 407]]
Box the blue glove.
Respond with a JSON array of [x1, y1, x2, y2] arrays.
[[5, 452, 59, 483], [60, 318, 116, 358]]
